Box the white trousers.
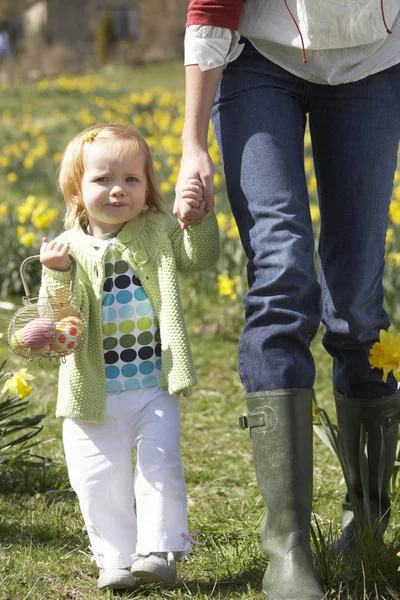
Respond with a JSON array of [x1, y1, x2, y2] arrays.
[[63, 387, 191, 569]]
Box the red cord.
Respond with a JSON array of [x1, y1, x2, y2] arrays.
[[381, 0, 392, 34], [283, 0, 307, 63]]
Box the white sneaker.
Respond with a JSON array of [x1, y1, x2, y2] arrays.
[[131, 551, 177, 583], [98, 568, 137, 590]]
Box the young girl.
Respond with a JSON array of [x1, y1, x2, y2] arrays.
[[39, 123, 220, 591]]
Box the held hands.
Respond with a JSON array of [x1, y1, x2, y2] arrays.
[[175, 178, 207, 229], [174, 152, 215, 230], [40, 237, 71, 271]]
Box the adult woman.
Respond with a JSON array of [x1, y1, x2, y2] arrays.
[[175, 2, 400, 599]]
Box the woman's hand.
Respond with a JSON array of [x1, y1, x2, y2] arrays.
[[40, 237, 71, 271]]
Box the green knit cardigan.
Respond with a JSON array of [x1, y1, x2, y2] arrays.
[[40, 210, 220, 423]]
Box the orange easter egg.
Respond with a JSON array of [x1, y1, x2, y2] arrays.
[[52, 316, 84, 354]]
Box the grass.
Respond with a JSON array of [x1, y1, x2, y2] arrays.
[[1, 61, 185, 111], [0, 288, 399, 600]]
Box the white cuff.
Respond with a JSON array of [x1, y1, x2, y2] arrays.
[[184, 25, 244, 72]]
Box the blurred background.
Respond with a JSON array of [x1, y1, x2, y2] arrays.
[[0, 0, 188, 80], [0, 3, 400, 598]]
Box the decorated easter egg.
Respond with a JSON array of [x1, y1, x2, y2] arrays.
[[20, 318, 55, 350], [52, 316, 84, 354]]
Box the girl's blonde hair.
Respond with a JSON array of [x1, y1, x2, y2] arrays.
[[59, 123, 166, 229]]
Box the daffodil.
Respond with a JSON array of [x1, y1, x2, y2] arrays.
[[19, 232, 36, 247], [307, 174, 317, 193], [1, 368, 34, 399], [310, 205, 320, 224], [389, 201, 400, 225], [217, 213, 229, 230], [23, 157, 35, 169], [214, 172, 222, 187], [369, 330, 400, 382], [217, 274, 240, 300], [304, 156, 314, 173], [226, 217, 240, 239], [6, 172, 18, 183], [31, 208, 59, 229], [387, 252, 400, 267], [386, 227, 394, 247], [160, 181, 172, 194]]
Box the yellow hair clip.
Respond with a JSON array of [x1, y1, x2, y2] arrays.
[[82, 130, 97, 143]]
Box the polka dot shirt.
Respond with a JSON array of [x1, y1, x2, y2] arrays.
[[101, 241, 162, 392]]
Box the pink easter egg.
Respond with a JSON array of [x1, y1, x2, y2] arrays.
[[52, 316, 84, 354], [20, 318, 55, 350]]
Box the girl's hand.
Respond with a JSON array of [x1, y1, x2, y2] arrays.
[[174, 150, 214, 229], [179, 178, 207, 226], [40, 237, 71, 271]]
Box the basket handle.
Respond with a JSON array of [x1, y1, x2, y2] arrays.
[[20, 254, 77, 298]]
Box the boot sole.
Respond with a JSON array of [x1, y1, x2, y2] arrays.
[[263, 586, 326, 600]]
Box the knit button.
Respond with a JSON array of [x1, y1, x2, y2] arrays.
[[133, 250, 148, 265], [118, 232, 131, 243]]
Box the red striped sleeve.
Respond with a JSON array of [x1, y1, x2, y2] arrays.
[[186, 0, 245, 30]]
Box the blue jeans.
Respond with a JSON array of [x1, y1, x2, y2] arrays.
[[211, 41, 400, 399]]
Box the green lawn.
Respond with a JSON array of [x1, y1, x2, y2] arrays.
[[0, 290, 399, 600]]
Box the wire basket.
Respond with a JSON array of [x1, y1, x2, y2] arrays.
[[7, 255, 86, 364]]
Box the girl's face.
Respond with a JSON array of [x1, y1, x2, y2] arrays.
[[80, 140, 148, 237]]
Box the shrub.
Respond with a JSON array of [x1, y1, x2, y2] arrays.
[[94, 13, 115, 64]]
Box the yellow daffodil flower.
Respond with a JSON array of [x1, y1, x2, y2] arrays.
[[160, 181, 172, 194], [6, 172, 18, 183], [310, 205, 320, 223], [217, 213, 229, 231], [307, 175, 317, 193], [226, 217, 240, 239], [2, 368, 34, 399], [369, 330, 400, 382], [389, 201, 400, 225], [387, 252, 400, 267], [19, 232, 36, 247], [217, 274, 240, 300], [304, 156, 314, 173], [23, 157, 35, 169]]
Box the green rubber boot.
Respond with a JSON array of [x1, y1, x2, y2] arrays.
[[333, 390, 400, 556], [244, 389, 324, 600]]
